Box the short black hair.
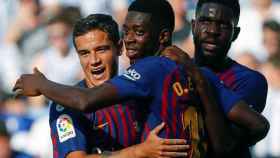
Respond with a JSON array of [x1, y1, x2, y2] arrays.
[[196, 0, 240, 25], [72, 14, 120, 48], [128, 0, 175, 33], [263, 19, 280, 32]]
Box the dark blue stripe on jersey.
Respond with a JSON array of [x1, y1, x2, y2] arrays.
[[117, 106, 128, 146]]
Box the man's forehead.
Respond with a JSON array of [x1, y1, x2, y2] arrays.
[[75, 29, 112, 47], [125, 11, 152, 24], [198, 3, 233, 18]]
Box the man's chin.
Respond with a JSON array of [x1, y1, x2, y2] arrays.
[[126, 50, 139, 59], [127, 54, 141, 63], [202, 48, 217, 56], [201, 53, 219, 63]]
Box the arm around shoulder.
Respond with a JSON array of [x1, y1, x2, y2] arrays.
[[227, 100, 270, 145]]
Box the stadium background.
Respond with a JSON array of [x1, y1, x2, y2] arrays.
[[0, 0, 280, 157]]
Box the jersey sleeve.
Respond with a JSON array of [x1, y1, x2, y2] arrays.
[[200, 68, 243, 114], [232, 72, 268, 113], [49, 101, 89, 158], [108, 57, 166, 99]]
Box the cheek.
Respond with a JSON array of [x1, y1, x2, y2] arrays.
[[102, 54, 115, 69], [135, 37, 147, 45], [199, 25, 208, 34], [136, 34, 152, 47], [220, 33, 233, 45], [79, 58, 90, 72], [193, 26, 204, 41]]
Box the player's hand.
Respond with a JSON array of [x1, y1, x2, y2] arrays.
[[12, 67, 46, 98], [136, 122, 190, 158], [161, 45, 205, 85], [161, 45, 191, 65]]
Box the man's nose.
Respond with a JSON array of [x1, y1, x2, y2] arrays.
[[89, 52, 101, 66], [206, 22, 220, 35]]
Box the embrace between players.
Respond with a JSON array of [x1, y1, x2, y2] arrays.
[[13, 0, 269, 158]]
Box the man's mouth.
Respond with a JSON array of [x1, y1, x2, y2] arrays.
[[202, 42, 219, 52], [91, 67, 106, 79], [126, 49, 139, 58]]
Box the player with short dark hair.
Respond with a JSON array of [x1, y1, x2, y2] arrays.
[[13, 0, 269, 157]]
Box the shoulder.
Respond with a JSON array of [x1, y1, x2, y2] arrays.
[[49, 101, 69, 123], [132, 56, 177, 72], [233, 62, 267, 86]]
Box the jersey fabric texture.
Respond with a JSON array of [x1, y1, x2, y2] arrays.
[[49, 80, 139, 158]]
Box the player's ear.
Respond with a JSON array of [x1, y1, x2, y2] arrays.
[[159, 28, 171, 45], [232, 27, 240, 42]]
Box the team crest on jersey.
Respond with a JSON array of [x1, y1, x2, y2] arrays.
[[123, 69, 141, 81], [56, 114, 76, 142]]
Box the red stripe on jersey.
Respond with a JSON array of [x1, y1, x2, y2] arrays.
[[103, 109, 114, 138], [110, 106, 120, 140], [218, 69, 235, 86], [162, 73, 173, 138], [171, 70, 180, 136], [51, 132, 58, 158], [95, 110, 105, 137], [126, 105, 136, 144], [117, 105, 129, 146]]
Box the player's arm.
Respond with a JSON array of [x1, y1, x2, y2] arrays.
[[227, 101, 269, 145], [13, 58, 160, 112], [67, 123, 189, 158], [13, 68, 121, 112]]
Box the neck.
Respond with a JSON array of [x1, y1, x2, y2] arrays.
[[195, 54, 232, 72]]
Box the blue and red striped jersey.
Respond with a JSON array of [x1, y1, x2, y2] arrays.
[[49, 80, 140, 158], [109, 56, 242, 157], [216, 59, 267, 112], [215, 59, 268, 158]]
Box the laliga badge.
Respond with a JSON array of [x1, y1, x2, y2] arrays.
[[56, 114, 76, 142]]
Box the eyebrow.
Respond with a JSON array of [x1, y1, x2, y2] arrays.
[[76, 49, 89, 55]]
